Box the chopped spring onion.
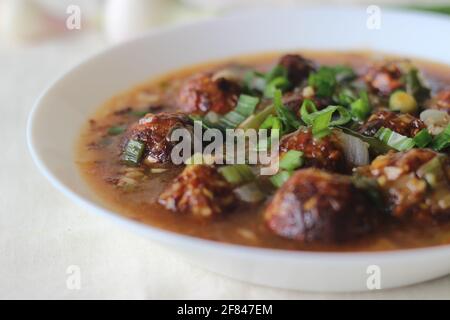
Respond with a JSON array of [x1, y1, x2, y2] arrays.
[[431, 124, 450, 151], [260, 114, 282, 130], [308, 65, 356, 98], [413, 129, 433, 148], [279, 150, 304, 171], [405, 68, 430, 102], [218, 164, 255, 185], [270, 170, 293, 188], [299, 99, 318, 125], [123, 139, 145, 165], [108, 126, 126, 136], [243, 71, 266, 92], [264, 76, 290, 98], [238, 104, 276, 130], [312, 108, 334, 138], [273, 90, 302, 133], [300, 100, 351, 138], [350, 91, 371, 121], [234, 182, 265, 203], [265, 65, 287, 82], [417, 155, 446, 188], [308, 67, 337, 97], [337, 87, 357, 106], [218, 94, 260, 129], [374, 127, 415, 151]]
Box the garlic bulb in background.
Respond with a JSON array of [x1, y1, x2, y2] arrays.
[[0, 0, 65, 44], [103, 0, 177, 43]]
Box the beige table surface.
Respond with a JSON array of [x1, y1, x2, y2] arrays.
[[1, 30, 449, 300]]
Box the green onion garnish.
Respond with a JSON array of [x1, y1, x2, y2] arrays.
[[413, 129, 433, 148], [108, 126, 126, 136], [238, 104, 276, 130], [279, 150, 304, 171], [405, 68, 430, 102], [308, 67, 337, 97], [218, 164, 255, 186], [300, 100, 351, 138], [218, 94, 259, 129], [260, 114, 282, 131], [312, 108, 334, 138], [264, 76, 290, 98], [273, 90, 302, 133], [123, 139, 145, 165], [270, 170, 293, 188], [431, 124, 450, 151], [374, 127, 415, 151], [299, 99, 319, 125], [417, 155, 446, 188], [350, 91, 371, 121]]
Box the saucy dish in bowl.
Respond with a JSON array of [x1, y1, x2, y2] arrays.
[[77, 51, 450, 252]]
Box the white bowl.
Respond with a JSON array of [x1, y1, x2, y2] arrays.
[[27, 6, 450, 292]]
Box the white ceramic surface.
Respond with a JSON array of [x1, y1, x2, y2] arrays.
[[27, 6, 450, 292]]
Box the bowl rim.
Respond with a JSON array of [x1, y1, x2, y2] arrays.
[[27, 5, 450, 262]]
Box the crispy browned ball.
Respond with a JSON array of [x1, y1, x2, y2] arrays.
[[159, 165, 237, 218], [177, 72, 240, 115], [427, 89, 450, 113], [359, 109, 425, 137], [265, 168, 379, 243], [278, 54, 315, 85], [280, 128, 346, 173], [364, 60, 405, 96], [123, 112, 191, 164], [364, 149, 450, 221]]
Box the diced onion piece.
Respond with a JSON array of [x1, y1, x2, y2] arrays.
[[335, 130, 370, 166], [420, 109, 450, 136]]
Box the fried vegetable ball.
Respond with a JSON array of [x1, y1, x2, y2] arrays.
[[265, 168, 379, 243], [177, 72, 241, 114], [363, 149, 450, 221], [123, 112, 192, 164], [359, 109, 425, 137], [159, 165, 237, 218]]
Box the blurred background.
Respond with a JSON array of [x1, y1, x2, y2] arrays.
[[0, 0, 449, 47]]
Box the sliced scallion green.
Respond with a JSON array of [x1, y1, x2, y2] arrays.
[[273, 90, 302, 133], [431, 124, 450, 151], [264, 76, 290, 98], [350, 91, 371, 121], [413, 129, 433, 148], [279, 150, 304, 171], [270, 170, 293, 188], [122, 139, 145, 165], [218, 94, 259, 129], [374, 127, 415, 151]]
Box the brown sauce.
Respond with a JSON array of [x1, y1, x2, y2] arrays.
[[76, 51, 450, 252]]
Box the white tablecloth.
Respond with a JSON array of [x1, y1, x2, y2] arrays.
[[1, 32, 449, 300]]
